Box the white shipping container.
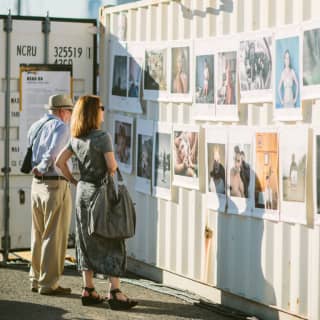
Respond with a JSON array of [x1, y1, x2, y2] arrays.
[[99, 1, 320, 320], [0, 15, 97, 251]]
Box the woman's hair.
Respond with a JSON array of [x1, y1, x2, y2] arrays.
[[283, 49, 291, 68], [176, 48, 187, 71], [119, 124, 126, 138], [71, 95, 101, 137]]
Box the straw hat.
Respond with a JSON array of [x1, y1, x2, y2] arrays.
[[46, 94, 73, 110]]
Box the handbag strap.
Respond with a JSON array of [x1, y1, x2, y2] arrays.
[[29, 118, 55, 148], [116, 168, 124, 183]]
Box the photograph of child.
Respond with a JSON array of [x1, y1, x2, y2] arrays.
[[171, 47, 190, 94], [173, 130, 198, 177], [112, 55, 127, 97], [154, 132, 171, 189], [144, 49, 167, 91], [195, 54, 214, 104], [255, 132, 279, 210], [275, 36, 300, 109]]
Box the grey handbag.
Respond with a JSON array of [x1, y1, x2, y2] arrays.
[[88, 169, 136, 240]]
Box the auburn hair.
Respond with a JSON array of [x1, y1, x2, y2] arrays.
[[71, 95, 101, 137]]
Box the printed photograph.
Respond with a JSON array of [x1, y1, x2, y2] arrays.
[[275, 36, 300, 109], [228, 144, 251, 198], [128, 57, 141, 97], [216, 51, 237, 105], [137, 134, 153, 179], [195, 54, 214, 103], [171, 47, 190, 94], [112, 55, 127, 97], [317, 136, 320, 214], [154, 132, 171, 189], [114, 120, 132, 165], [173, 130, 198, 177], [207, 143, 226, 194], [255, 133, 279, 210], [144, 49, 167, 91], [303, 28, 320, 86], [239, 37, 272, 91], [282, 143, 306, 202]]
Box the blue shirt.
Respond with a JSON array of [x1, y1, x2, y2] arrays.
[[27, 113, 71, 176]]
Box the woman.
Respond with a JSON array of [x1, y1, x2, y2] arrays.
[[229, 150, 245, 198], [174, 131, 197, 177], [278, 49, 299, 108], [116, 124, 130, 164], [173, 49, 188, 93], [203, 59, 209, 97], [56, 95, 137, 310], [225, 61, 235, 104]]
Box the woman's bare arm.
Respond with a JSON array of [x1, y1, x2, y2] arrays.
[[55, 147, 78, 185], [104, 151, 118, 175]]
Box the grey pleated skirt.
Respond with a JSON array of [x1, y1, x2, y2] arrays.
[[75, 181, 126, 276]]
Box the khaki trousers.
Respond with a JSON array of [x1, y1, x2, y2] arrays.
[[29, 179, 72, 290]]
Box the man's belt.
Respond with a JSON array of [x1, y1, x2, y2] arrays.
[[33, 175, 68, 182]]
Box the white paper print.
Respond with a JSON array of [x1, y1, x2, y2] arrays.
[[205, 125, 227, 212], [279, 126, 308, 224], [215, 36, 239, 121], [253, 128, 280, 221], [312, 128, 320, 225], [302, 20, 320, 100], [192, 39, 215, 120], [274, 26, 302, 122], [172, 124, 199, 190], [238, 31, 273, 103], [135, 119, 154, 195], [143, 43, 169, 101], [126, 42, 143, 113], [109, 41, 143, 114], [227, 127, 254, 215], [169, 41, 193, 103], [152, 122, 172, 200], [110, 42, 127, 101], [113, 114, 134, 174]]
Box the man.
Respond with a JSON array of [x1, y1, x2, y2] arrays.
[[230, 149, 245, 198], [240, 150, 250, 198], [28, 94, 73, 295], [209, 148, 226, 194]]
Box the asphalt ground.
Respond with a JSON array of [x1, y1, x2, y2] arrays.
[[0, 258, 238, 320]]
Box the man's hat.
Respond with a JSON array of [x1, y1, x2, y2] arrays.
[[46, 94, 73, 110]]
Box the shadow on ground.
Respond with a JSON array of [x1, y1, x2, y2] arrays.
[[0, 300, 91, 320]]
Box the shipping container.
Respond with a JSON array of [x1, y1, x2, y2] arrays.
[[99, 1, 320, 319], [0, 14, 97, 252]]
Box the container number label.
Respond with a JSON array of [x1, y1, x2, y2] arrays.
[[53, 46, 92, 64]]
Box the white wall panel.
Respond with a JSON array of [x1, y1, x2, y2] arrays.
[[100, 1, 320, 319]]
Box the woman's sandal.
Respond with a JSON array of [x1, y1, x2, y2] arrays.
[[81, 287, 104, 306], [108, 288, 138, 310]]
